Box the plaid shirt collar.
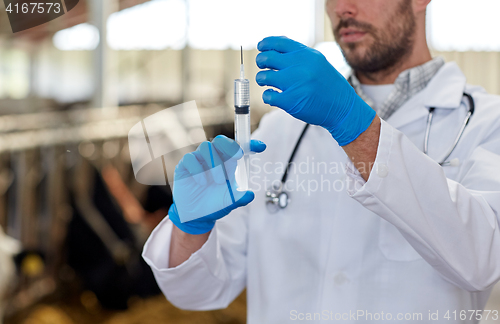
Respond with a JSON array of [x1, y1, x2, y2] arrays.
[[348, 57, 445, 120]]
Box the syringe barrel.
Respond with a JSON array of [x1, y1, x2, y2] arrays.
[[234, 78, 251, 191], [235, 113, 251, 191], [234, 79, 250, 110], [235, 113, 251, 154], [234, 77, 251, 154]]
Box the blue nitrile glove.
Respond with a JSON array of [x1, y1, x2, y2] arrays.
[[169, 136, 267, 235], [255, 36, 376, 146]]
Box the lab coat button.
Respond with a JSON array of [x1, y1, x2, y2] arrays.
[[334, 273, 348, 285], [376, 164, 389, 178]]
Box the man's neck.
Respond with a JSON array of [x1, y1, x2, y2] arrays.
[[355, 48, 433, 85]]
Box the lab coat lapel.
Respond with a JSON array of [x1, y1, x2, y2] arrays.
[[385, 62, 467, 130]]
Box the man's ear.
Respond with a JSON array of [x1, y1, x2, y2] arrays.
[[413, 0, 431, 14]]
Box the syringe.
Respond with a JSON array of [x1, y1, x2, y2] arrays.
[[234, 46, 251, 191]]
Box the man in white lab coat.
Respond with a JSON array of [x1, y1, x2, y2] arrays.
[[143, 0, 500, 323]]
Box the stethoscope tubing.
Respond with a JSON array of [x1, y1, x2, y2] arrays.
[[424, 93, 474, 165], [267, 92, 474, 210], [280, 123, 311, 184]]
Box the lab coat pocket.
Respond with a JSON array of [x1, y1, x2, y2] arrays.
[[378, 220, 422, 262]]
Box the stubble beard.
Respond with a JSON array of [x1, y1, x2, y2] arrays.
[[335, 0, 417, 76]]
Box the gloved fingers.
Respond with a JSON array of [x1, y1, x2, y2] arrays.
[[195, 142, 226, 185], [234, 191, 255, 207], [169, 204, 216, 235], [217, 190, 255, 214], [256, 69, 296, 91], [250, 139, 267, 153], [208, 143, 228, 185], [192, 142, 211, 169], [179, 152, 207, 186], [174, 161, 190, 180], [256, 50, 294, 70], [212, 135, 242, 180], [224, 158, 239, 185], [262, 88, 287, 108], [257, 36, 306, 54], [180, 190, 254, 232], [212, 135, 243, 162]]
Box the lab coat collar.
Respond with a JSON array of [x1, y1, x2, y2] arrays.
[[386, 62, 467, 130], [423, 62, 467, 109]]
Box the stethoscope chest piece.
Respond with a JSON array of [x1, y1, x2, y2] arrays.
[[265, 183, 290, 213]]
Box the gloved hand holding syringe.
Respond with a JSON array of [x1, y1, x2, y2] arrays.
[[165, 36, 376, 235], [167, 46, 266, 234], [234, 46, 251, 191]]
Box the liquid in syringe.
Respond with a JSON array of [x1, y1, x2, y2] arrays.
[[234, 46, 251, 191]]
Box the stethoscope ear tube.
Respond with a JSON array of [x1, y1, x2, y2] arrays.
[[424, 92, 474, 166], [423, 107, 435, 155], [266, 93, 475, 212]]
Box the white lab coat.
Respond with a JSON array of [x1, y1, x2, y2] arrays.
[[143, 62, 500, 323]]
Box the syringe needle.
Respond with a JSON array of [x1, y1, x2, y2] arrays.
[[239, 46, 245, 79]]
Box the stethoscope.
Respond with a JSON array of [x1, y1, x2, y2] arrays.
[[265, 92, 475, 212], [265, 123, 310, 213], [424, 92, 475, 166]]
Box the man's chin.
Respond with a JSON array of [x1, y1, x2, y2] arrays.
[[340, 46, 369, 64], [339, 38, 370, 53]]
